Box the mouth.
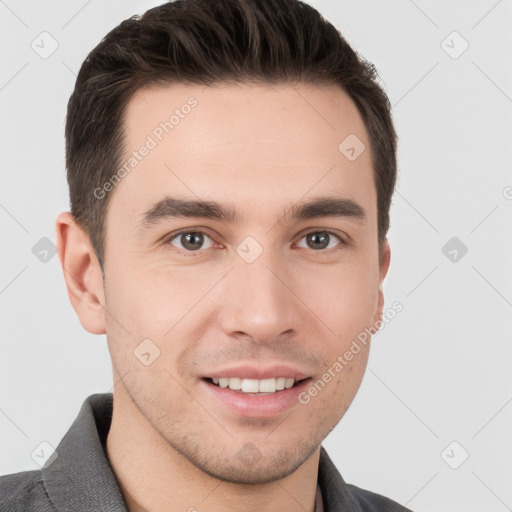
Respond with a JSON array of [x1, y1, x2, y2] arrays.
[[200, 365, 314, 418], [204, 376, 311, 395]]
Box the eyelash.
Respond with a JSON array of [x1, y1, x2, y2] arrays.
[[165, 229, 347, 256]]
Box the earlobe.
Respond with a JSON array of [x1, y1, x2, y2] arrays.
[[56, 212, 106, 335]]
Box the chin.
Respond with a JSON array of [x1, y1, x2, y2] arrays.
[[173, 436, 320, 485]]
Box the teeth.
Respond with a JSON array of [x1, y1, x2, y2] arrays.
[[241, 379, 259, 393], [258, 378, 276, 393], [210, 377, 300, 393], [227, 377, 242, 390]]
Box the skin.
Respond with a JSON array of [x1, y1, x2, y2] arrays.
[[56, 82, 391, 512]]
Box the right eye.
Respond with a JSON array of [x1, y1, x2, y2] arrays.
[[168, 231, 215, 252]]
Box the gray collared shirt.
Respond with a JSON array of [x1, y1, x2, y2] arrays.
[[0, 393, 412, 511]]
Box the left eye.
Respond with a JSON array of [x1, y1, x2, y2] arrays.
[[296, 231, 342, 250], [169, 231, 214, 251]]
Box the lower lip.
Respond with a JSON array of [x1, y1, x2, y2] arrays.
[[201, 378, 311, 419]]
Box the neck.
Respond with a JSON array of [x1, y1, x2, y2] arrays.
[[106, 385, 321, 512]]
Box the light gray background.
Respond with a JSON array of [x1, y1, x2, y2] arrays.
[[1, 1, 511, 511]]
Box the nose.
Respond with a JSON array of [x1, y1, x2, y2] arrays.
[[217, 249, 303, 345]]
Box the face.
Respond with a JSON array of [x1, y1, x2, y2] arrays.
[[97, 83, 389, 484]]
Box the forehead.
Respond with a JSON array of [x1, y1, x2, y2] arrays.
[[112, 82, 376, 225]]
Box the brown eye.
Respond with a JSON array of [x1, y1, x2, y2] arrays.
[[296, 231, 342, 250], [169, 231, 213, 251]]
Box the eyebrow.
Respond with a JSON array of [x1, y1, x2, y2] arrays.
[[285, 196, 366, 223], [138, 195, 366, 229]]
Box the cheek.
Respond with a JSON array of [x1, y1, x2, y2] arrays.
[[298, 347, 370, 429], [104, 258, 211, 338], [298, 262, 379, 335]]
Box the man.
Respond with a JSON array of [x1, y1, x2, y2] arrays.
[[0, 0, 411, 510]]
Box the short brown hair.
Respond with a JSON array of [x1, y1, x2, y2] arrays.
[[65, 0, 397, 269]]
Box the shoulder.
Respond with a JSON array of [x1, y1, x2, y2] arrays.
[[347, 483, 413, 512], [0, 470, 55, 512]]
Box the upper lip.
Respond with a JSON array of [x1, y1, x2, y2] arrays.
[[204, 364, 310, 381]]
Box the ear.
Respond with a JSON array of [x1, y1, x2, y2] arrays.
[[56, 212, 106, 335], [374, 239, 391, 324]]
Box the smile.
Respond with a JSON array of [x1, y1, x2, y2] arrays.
[[206, 377, 309, 394]]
